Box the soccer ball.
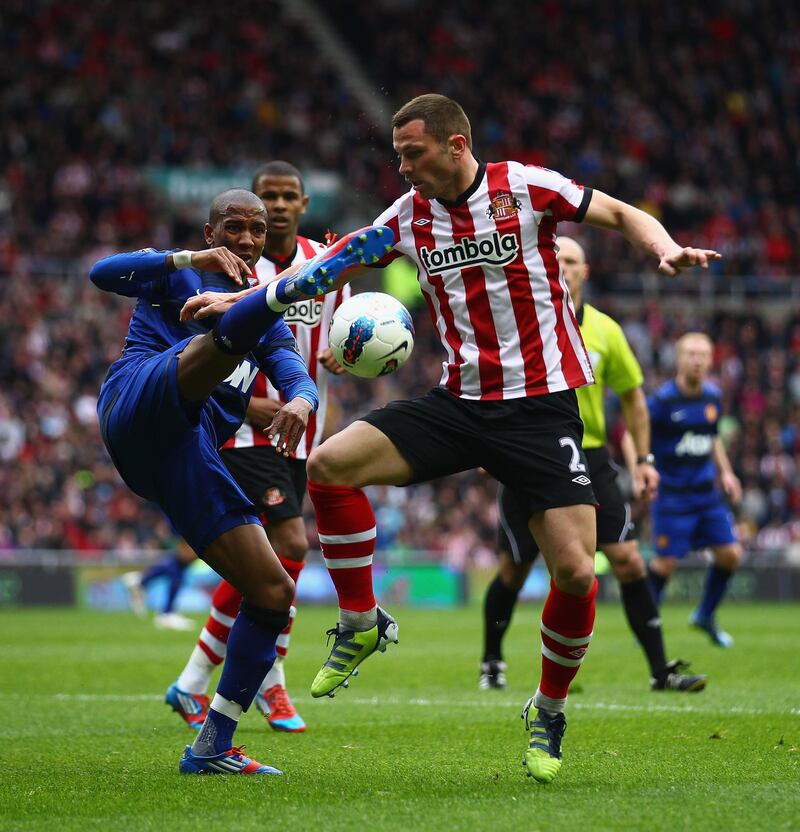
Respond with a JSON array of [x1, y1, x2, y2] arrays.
[[328, 292, 415, 378]]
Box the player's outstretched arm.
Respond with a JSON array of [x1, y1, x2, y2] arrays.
[[91, 247, 252, 297], [583, 191, 721, 276]]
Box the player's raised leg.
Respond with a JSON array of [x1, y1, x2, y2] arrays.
[[305, 421, 407, 697], [523, 504, 597, 784], [181, 523, 292, 775]]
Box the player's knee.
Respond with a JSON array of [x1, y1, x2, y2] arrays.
[[307, 444, 346, 485], [715, 544, 742, 571], [249, 572, 295, 611], [607, 545, 646, 583], [499, 564, 529, 592], [552, 558, 595, 596], [282, 535, 308, 563], [269, 572, 295, 609]]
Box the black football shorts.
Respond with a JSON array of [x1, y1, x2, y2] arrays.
[[360, 386, 596, 515], [220, 446, 307, 524], [497, 446, 635, 564]]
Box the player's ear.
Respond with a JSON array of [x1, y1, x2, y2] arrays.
[[448, 134, 468, 159], [203, 222, 214, 247], [300, 194, 309, 215]]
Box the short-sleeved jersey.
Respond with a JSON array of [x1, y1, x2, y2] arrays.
[[648, 379, 721, 492], [222, 236, 350, 459], [91, 249, 316, 449], [576, 303, 644, 449], [373, 161, 594, 401]]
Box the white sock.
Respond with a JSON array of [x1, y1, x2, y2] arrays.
[[339, 606, 377, 632], [533, 686, 567, 714], [260, 656, 286, 692], [209, 693, 243, 722], [177, 645, 217, 695]]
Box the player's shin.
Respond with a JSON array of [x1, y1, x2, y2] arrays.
[[192, 601, 289, 756], [483, 575, 521, 662], [177, 580, 242, 694], [647, 564, 669, 605], [534, 579, 598, 711], [620, 577, 668, 678], [308, 481, 377, 629], [211, 281, 295, 355], [259, 557, 303, 689]]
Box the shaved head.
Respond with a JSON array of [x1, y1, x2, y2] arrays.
[[676, 331, 713, 356], [555, 236, 587, 263], [208, 189, 266, 225]]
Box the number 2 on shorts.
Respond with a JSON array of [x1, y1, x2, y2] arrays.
[[559, 436, 586, 473]]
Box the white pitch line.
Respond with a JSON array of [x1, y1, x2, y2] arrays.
[[0, 693, 790, 717]]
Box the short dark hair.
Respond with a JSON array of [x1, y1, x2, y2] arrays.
[[251, 161, 305, 194], [391, 94, 472, 149], [208, 189, 265, 224]]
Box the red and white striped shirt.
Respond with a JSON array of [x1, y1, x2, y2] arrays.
[[374, 161, 595, 400], [221, 236, 350, 459]]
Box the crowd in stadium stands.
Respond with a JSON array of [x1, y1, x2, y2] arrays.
[[1, 1, 799, 560], [1, 272, 799, 563], [328, 0, 800, 286], [2, 2, 800, 284]]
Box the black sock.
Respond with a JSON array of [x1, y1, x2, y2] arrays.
[[646, 564, 668, 606], [483, 575, 521, 662], [620, 577, 668, 678]]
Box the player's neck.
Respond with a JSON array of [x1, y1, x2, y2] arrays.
[[676, 374, 702, 396], [264, 233, 297, 262], [439, 155, 480, 203]]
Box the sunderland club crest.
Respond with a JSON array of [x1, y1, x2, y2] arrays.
[[486, 191, 522, 220]]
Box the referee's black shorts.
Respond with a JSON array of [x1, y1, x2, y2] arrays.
[[359, 386, 597, 516], [220, 445, 307, 525], [497, 446, 635, 565]]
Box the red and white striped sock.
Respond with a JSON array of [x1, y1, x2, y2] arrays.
[[177, 579, 242, 694], [308, 481, 377, 630], [534, 579, 598, 713]]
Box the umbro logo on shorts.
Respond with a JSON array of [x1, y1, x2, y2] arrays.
[[572, 475, 592, 486]]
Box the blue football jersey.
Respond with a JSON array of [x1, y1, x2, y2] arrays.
[[91, 248, 318, 446], [648, 378, 721, 492]]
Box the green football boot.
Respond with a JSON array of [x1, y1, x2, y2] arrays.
[[521, 697, 566, 784], [311, 607, 399, 698]]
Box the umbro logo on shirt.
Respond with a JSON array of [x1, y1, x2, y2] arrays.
[[412, 218, 432, 227], [419, 230, 520, 275]]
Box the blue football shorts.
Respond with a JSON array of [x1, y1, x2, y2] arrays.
[[651, 492, 737, 558], [97, 339, 261, 554]]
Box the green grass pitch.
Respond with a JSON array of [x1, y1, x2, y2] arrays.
[[1, 601, 798, 831]]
